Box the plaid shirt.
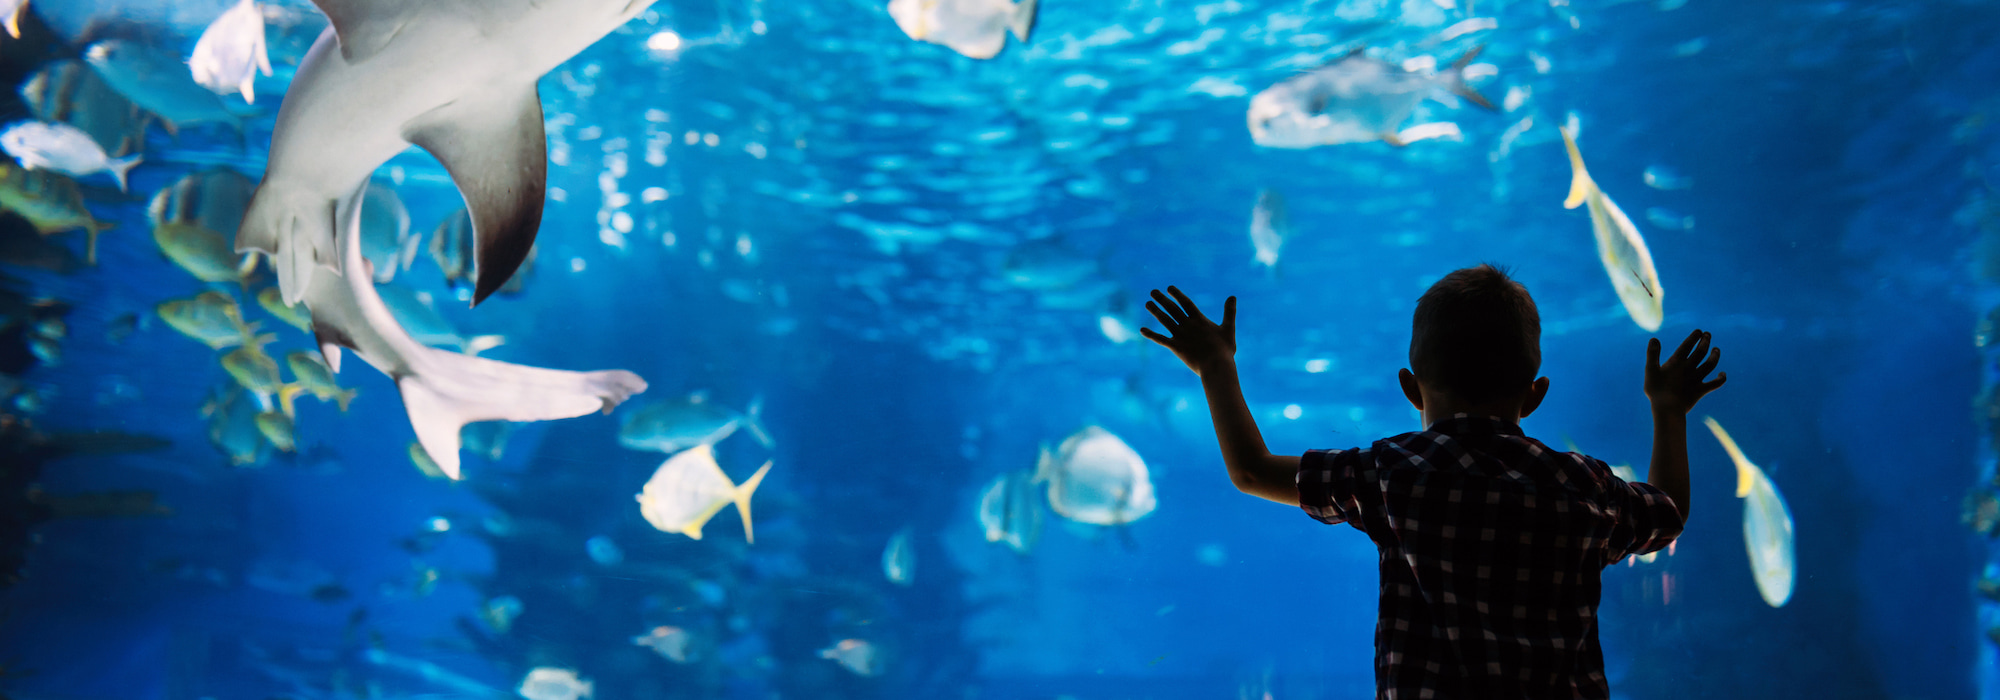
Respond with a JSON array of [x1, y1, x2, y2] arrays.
[[1298, 414, 1683, 700]]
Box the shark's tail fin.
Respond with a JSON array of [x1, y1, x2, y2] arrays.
[[733, 460, 772, 544], [107, 154, 141, 193], [1010, 0, 1039, 43], [398, 355, 648, 480], [742, 396, 774, 448], [1445, 45, 1496, 111], [238, 184, 336, 306]]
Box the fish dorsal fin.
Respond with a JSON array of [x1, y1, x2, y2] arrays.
[[309, 0, 412, 64], [402, 81, 548, 307], [1558, 127, 1594, 210]]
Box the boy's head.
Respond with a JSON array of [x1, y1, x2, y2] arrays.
[[1406, 265, 1543, 408]]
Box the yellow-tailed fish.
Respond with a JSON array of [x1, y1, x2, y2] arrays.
[[1560, 126, 1664, 332], [1702, 417, 1794, 608], [0, 161, 110, 263], [220, 334, 305, 414], [157, 290, 261, 349], [256, 286, 312, 331], [254, 409, 296, 451], [635, 444, 770, 542], [284, 350, 355, 411], [153, 221, 252, 283]]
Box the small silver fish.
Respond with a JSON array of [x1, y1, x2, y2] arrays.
[[1034, 426, 1156, 526], [150, 168, 259, 240], [1248, 46, 1495, 149], [887, 0, 1038, 60], [978, 470, 1043, 553], [0, 121, 141, 191], [632, 625, 695, 663], [360, 182, 417, 283], [517, 667, 592, 700], [1249, 189, 1288, 272], [189, 0, 272, 103], [18, 60, 149, 160], [86, 39, 256, 132], [819, 639, 884, 677], [882, 527, 915, 585], [619, 393, 772, 454]]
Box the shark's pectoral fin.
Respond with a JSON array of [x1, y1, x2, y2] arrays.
[[308, 1, 410, 63], [404, 83, 548, 307]]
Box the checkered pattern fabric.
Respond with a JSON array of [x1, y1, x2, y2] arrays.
[[1298, 414, 1683, 700]]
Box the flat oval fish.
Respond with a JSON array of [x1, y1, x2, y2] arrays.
[[1560, 126, 1664, 332], [634, 444, 772, 542], [1034, 426, 1156, 526], [881, 527, 915, 585], [977, 469, 1042, 553], [632, 625, 695, 663], [157, 290, 259, 349], [190, 0, 273, 103], [0, 121, 141, 192], [86, 39, 258, 131], [374, 283, 504, 355], [1703, 417, 1795, 608], [819, 638, 884, 677], [1249, 188, 1288, 273], [430, 208, 532, 295], [360, 182, 418, 283], [1247, 46, 1495, 149], [284, 350, 356, 411], [153, 222, 253, 283], [257, 287, 313, 331], [151, 168, 259, 240], [0, 161, 110, 259], [202, 383, 273, 466], [619, 393, 772, 454], [19, 60, 150, 161], [887, 0, 1038, 60], [517, 667, 592, 700]]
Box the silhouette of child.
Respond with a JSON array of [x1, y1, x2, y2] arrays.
[[1142, 265, 1725, 699]]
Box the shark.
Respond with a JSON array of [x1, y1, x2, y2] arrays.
[[306, 182, 648, 479], [237, 0, 658, 306]]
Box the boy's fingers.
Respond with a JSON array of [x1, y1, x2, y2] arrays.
[[1700, 371, 1728, 392], [1671, 330, 1702, 363], [1222, 296, 1236, 329], [1149, 289, 1188, 324], [1144, 301, 1179, 329], [1166, 286, 1203, 320], [1139, 327, 1172, 347], [1646, 337, 1661, 368], [1695, 348, 1721, 375]]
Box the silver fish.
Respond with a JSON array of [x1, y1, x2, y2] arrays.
[[237, 0, 659, 306], [1247, 46, 1494, 149], [359, 182, 417, 283], [19, 60, 150, 160], [819, 639, 884, 677], [1249, 189, 1288, 272], [1034, 426, 1156, 526], [881, 527, 915, 585], [0, 121, 141, 191], [150, 167, 259, 237], [1560, 127, 1663, 332], [190, 0, 272, 103], [634, 443, 771, 542], [619, 393, 772, 454], [977, 469, 1043, 553], [887, 0, 1038, 60], [1704, 418, 1794, 608], [86, 39, 257, 131]]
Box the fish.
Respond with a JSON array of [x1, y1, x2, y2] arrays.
[[1034, 426, 1157, 527], [18, 60, 151, 160], [886, 0, 1038, 60], [480, 595, 523, 633], [882, 527, 915, 585], [1559, 126, 1665, 332], [153, 222, 255, 283], [632, 625, 695, 663], [978, 470, 1042, 553], [284, 350, 355, 411], [157, 290, 263, 349], [818, 639, 883, 677], [408, 441, 449, 479], [359, 182, 418, 283], [235, 0, 659, 307], [618, 393, 772, 454], [254, 409, 296, 451], [220, 336, 305, 411], [431, 207, 533, 296], [634, 443, 771, 542], [27, 335, 57, 365], [1702, 417, 1794, 608], [257, 286, 313, 331], [202, 383, 272, 466], [374, 283, 505, 355], [517, 667, 592, 700], [189, 0, 272, 103], [0, 161, 110, 260], [1644, 207, 1695, 231], [0, 121, 141, 192], [1247, 46, 1495, 149], [1249, 189, 1288, 272], [1002, 238, 1098, 291], [150, 168, 259, 242], [1, 0, 23, 38], [1642, 164, 1691, 190], [85, 39, 258, 131], [296, 182, 647, 479], [585, 534, 623, 565]]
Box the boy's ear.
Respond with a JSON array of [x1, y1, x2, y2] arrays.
[[1518, 376, 1552, 419], [1398, 369, 1424, 410]]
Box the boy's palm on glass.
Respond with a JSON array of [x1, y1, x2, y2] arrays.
[[1141, 286, 1236, 374], [1646, 329, 1727, 415]]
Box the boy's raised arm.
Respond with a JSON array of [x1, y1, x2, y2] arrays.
[[1141, 287, 1301, 506], [1642, 329, 1728, 524]]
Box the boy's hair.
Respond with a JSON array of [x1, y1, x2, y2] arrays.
[[1409, 264, 1542, 404]]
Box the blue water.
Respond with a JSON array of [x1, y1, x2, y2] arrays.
[[0, 0, 1994, 698]]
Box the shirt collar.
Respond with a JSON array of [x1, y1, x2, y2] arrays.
[[1427, 413, 1524, 437]]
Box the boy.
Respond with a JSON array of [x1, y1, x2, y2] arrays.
[[1140, 266, 1725, 699]]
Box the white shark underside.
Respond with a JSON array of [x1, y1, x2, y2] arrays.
[[308, 183, 647, 479], [239, 0, 657, 306]]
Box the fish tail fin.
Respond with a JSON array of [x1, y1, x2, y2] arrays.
[[239, 185, 334, 306], [733, 460, 773, 544], [463, 334, 506, 357], [1031, 444, 1054, 483], [1558, 126, 1593, 210], [1010, 0, 1039, 43], [277, 383, 306, 417], [81, 219, 109, 266], [107, 154, 142, 193], [335, 387, 357, 412], [3, 2, 20, 38], [743, 396, 774, 448], [1445, 45, 1496, 111]]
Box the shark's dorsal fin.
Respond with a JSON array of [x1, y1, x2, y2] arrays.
[[403, 82, 549, 306], [309, 0, 412, 63]]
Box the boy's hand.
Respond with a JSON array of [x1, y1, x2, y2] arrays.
[[1645, 329, 1727, 416], [1141, 286, 1236, 376]]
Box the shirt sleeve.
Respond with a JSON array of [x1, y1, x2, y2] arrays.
[[1297, 447, 1374, 529], [1603, 470, 1686, 561]]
